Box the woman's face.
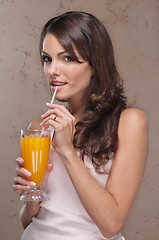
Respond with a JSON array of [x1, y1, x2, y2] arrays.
[[42, 33, 92, 103]]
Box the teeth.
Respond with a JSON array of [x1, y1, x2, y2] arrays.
[[53, 82, 66, 86]]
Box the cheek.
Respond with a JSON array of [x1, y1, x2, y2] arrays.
[[43, 65, 48, 78], [68, 65, 92, 87], [44, 66, 51, 82]]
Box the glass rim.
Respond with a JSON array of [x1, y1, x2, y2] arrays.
[[21, 129, 51, 135]]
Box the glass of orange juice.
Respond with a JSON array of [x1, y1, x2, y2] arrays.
[[20, 129, 51, 201]]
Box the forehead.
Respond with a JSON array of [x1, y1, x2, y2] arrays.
[[42, 33, 65, 52]]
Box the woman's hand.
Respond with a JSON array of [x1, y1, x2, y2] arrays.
[[40, 103, 76, 156], [13, 157, 53, 229], [13, 157, 35, 195], [13, 157, 53, 195]]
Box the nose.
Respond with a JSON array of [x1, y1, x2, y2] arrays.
[[47, 59, 60, 77]]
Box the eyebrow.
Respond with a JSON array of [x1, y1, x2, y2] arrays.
[[41, 50, 68, 57]]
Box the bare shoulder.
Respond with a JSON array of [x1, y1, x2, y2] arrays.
[[106, 108, 148, 217], [28, 117, 43, 130], [119, 107, 148, 132]]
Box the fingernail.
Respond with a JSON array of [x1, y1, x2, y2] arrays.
[[19, 158, 23, 164], [26, 170, 32, 177], [46, 102, 51, 106], [16, 157, 22, 162], [30, 182, 36, 187]]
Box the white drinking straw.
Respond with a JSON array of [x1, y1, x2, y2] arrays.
[[41, 86, 58, 135], [50, 86, 58, 105]]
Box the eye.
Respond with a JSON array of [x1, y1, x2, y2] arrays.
[[64, 56, 74, 62], [42, 55, 52, 63]]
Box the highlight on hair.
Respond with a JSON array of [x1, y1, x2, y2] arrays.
[[40, 11, 127, 173]]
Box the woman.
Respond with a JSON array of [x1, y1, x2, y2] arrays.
[[13, 11, 148, 240]]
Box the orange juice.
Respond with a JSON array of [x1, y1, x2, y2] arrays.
[[21, 131, 51, 186]]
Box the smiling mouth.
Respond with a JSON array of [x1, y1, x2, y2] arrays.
[[50, 81, 67, 87]]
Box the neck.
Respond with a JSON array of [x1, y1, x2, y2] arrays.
[[68, 100, 81, 121]]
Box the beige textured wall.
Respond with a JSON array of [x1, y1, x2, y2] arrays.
[[0, 0, 158, 239]]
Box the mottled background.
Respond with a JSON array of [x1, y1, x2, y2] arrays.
[[0, 0, 158, 239]]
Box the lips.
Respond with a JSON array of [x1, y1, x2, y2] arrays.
[[50, 80, 67, 87]]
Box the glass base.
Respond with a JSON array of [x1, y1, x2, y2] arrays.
[[20, 187, 49, 201]]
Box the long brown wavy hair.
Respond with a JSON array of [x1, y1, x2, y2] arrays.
[[40, 11, 127, 173]]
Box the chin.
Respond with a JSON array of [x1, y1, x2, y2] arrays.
[[56, 96, 68, 102]]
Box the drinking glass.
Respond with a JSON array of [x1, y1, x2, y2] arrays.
[[20, 129, 51, 201]]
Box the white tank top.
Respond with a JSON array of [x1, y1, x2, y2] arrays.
[[21, 148, 125, 240]]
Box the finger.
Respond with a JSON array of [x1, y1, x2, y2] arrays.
[[44, 104, 74, 120], [13, 184, 30, 195], [16, 166, 32, 179], [41, 107, 62, 119], [13, 176, 36, 187], [55, 104, 75, 120], [16, 157, 24, 167], [41, 108, 74, 127], [40, 112, 64, 126], [44, 118, 72, 133], [40, 106, 75, 129], [40, 114, 58, 127], [40, 117, 59, 130]]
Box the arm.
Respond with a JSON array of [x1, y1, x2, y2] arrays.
[[20, 201, 41, 229], [63, 108, 148, 237], [41, 106, 148, 238]]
